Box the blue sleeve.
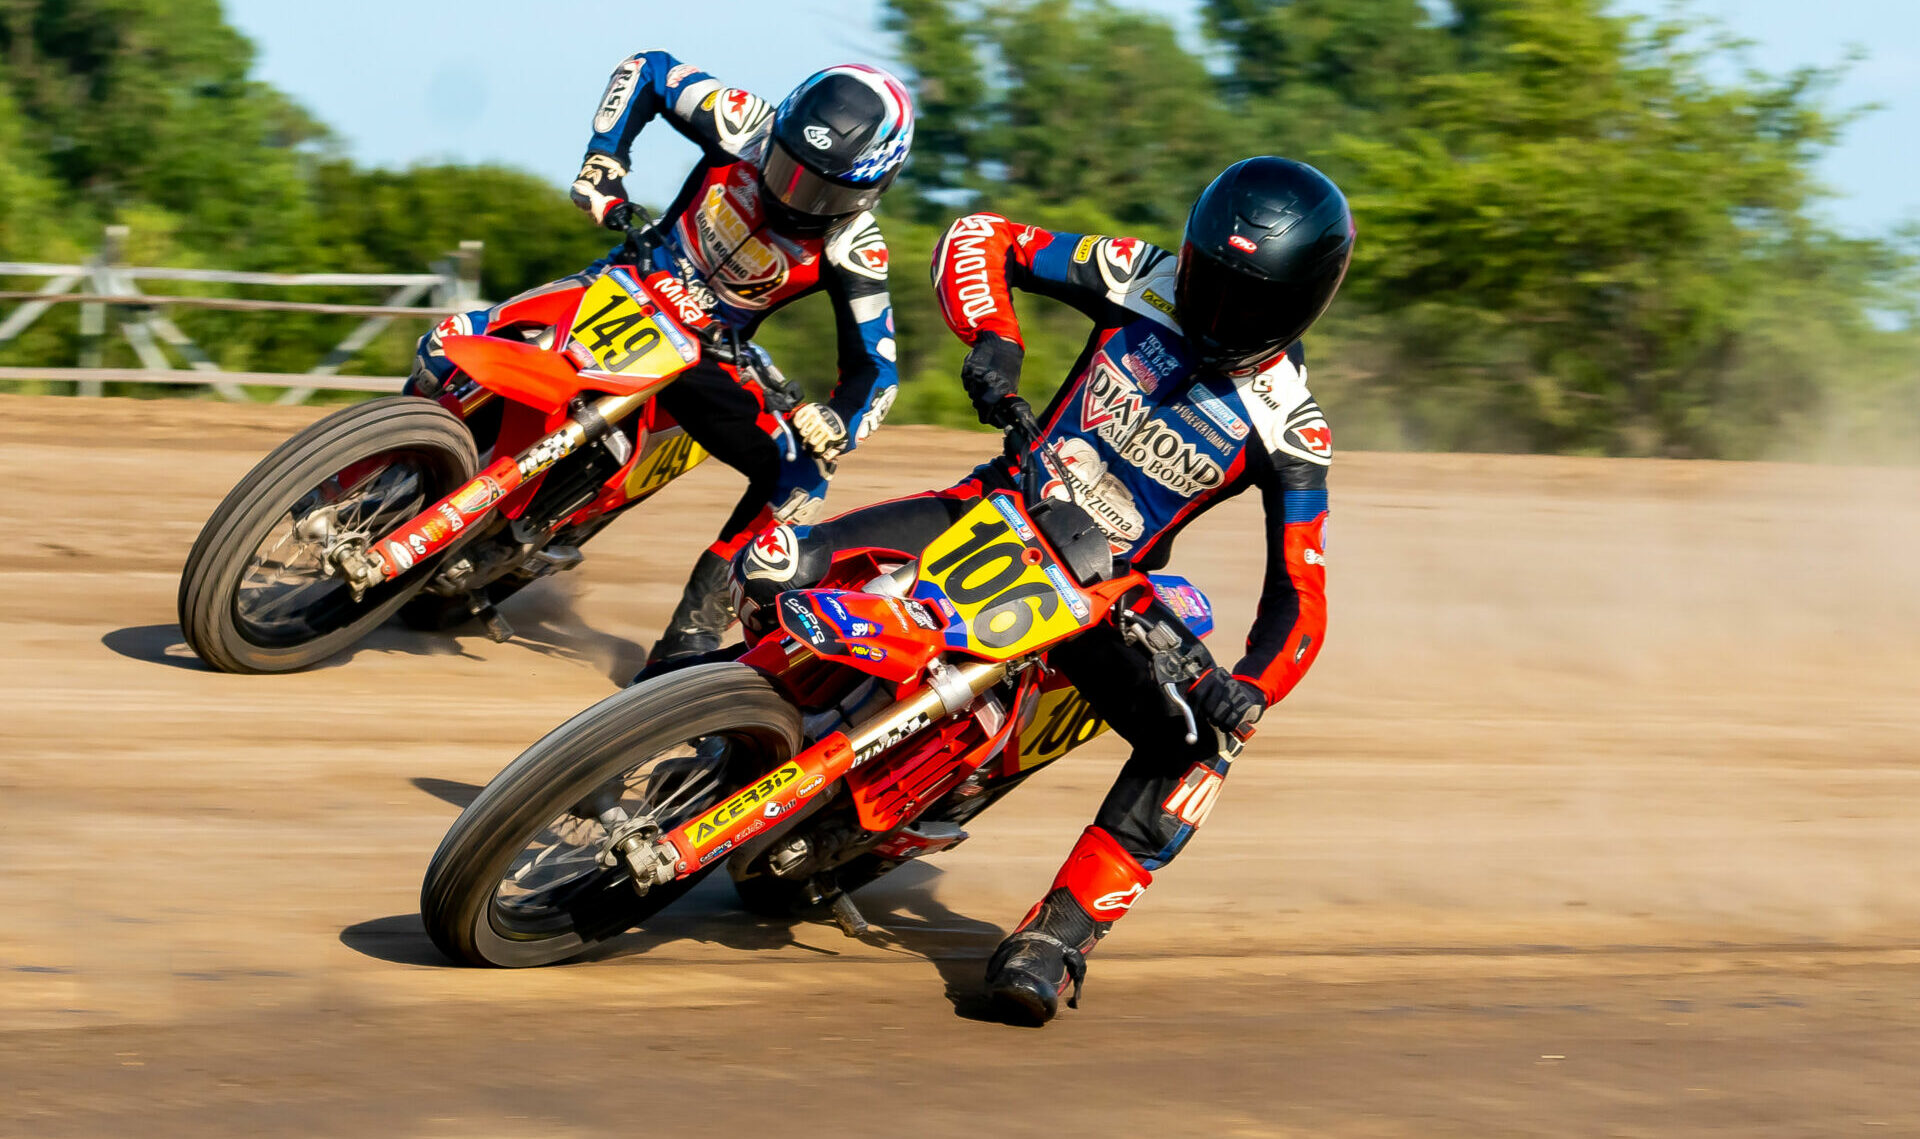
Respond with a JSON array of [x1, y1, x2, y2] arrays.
[[586, 51, 736, 166], [822, 214, 900, 449]]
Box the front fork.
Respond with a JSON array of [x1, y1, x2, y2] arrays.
[[620, 657, 1011, 896], [329, 386, 657, 599]]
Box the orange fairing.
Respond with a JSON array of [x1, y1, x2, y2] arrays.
[[440, 335, 682, 414], [773, 590, 946, 685]]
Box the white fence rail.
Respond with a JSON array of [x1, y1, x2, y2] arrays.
[[0, 227, 485, 404]]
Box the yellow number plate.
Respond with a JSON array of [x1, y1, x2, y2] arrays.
[[916, 495, 1092, 660], [622, 428, 709, 500], [1016, 685, 1109, 771], [569, 273, 693, 379]]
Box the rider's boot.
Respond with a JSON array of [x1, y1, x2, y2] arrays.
[[635, 550, 737, 684], [985, 825, 1152, 1026]]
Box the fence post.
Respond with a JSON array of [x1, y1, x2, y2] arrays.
[[455, 240, 484, 307], [76, 226, 125, 394]]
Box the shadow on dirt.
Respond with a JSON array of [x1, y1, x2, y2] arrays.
[[411, 777, 484, 810], [338, 862, 1010, 1018], [99, 624, 211, 671], [101, 577, 647, 682]]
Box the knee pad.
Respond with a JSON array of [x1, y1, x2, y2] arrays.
[[407, 310, 487, 397], [732, 522, 831, 633]]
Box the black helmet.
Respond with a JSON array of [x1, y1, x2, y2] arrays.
[[1175, 157, 1354, 373], [761, 65, 914, 231]]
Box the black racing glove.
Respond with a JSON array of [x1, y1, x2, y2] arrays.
[[960, 331, 1025, 426], [1190, 667, 1266, 735]]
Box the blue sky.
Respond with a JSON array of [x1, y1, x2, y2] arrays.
[[227, 0, 1919, 234]]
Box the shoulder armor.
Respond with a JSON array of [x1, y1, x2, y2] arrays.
[[1232, 356, 1332, 467], [825, 212, 890, 281]]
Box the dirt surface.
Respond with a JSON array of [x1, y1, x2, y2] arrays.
[[3, 394, 1918, 1137]]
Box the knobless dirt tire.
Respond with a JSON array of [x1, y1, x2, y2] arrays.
[[420, 663, 804, 968], [177, 397, 478, 673]]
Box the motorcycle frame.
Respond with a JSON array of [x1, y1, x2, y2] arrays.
[[331, 270, 724, 595], [631, 497, 1208, 890]]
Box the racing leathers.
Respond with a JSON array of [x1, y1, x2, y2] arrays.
[[409, 50, 901, 662], [733, 212, 1331, 1018]]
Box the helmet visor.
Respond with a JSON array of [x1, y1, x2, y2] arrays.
[[762, 140, 883, 220], [1177, 242, 1347, 370]]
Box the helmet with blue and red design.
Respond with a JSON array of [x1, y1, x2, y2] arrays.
[[761, 64, 915, 232]]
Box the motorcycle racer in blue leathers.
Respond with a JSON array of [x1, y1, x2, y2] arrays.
[[408, 52, 913, 669], [733, 157, 1355, 1024]]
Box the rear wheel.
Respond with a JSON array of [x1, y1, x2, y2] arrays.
[[177, 397, 477, 673], [421, 663, 804, 967]]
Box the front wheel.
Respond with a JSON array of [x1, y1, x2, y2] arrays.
[[421, 663, 804, 967], [177, 397, 478, 673]]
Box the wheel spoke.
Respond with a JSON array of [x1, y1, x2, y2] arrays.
[[492, 737, 736, 919]]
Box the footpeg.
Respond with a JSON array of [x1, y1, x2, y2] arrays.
[[467, 596, 514, 643], [829, 892, 870, 938], [531, 544, 584, 574]]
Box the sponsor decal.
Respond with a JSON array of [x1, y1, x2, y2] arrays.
[[1081, 363, 1226, 495], [517, 434, 575, 478], [854, 713, 932, 765], [1189, 385, 1249, 440], [1140, 289, 1176, 317], [1096, 236, 1145, 292], [821, 593, 852, 624], [1092, 883, 1147, 914], [849, 642, 888, 662], [692, 182, 789, 305], [594, 60, 642, 133], [849, 620, 878, 638], [1162, 763, 1225, 827], [856, 385, 896, 442], [647, 271, 714, 324], [1072, 235, 1098, 263], [1304, 547, 1326, 566], [436, 502, 466, 532], [902, 601, 941, 631], [745, 525, 799, 583], [839, 216, 890, 281], [795, 774, 826, 798], [386, 540, 414, 571], [804, 123, 832, 150], [1043, 563, 1091, 620], [700, 90, 718, 111], [1228, 234, 1259, 254], [1135, 333, 1180, 380], [665, 62, 700, 88], [781, 594, 829, 646], [1293, 423, 1333, 458], [763, 799, 791, 819], [408, 533, 428, 555], [689, 761, 805, 848], [939, 214, 1001, 327], [1173, 404, 1232, 452], [421, 517, 449, 543], [1049, 438, 1145, 546], [990, 495, 1036, 542], [697, 839, 735, 866], [1119, 352, 1160, 394]]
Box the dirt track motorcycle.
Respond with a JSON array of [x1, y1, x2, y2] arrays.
[[422, 408, 1253, 967], [179, 215, 800, 673]]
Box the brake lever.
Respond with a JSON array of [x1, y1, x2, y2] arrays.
[[1161, 680, 1200, 746]]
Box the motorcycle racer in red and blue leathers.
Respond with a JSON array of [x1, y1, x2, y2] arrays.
[[733, 157, 1354, 1024], [409, 53, 913, 668]]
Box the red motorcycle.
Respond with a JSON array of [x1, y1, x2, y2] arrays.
[[421, 417, 1247, 967], [178, 220, 791, 673]]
